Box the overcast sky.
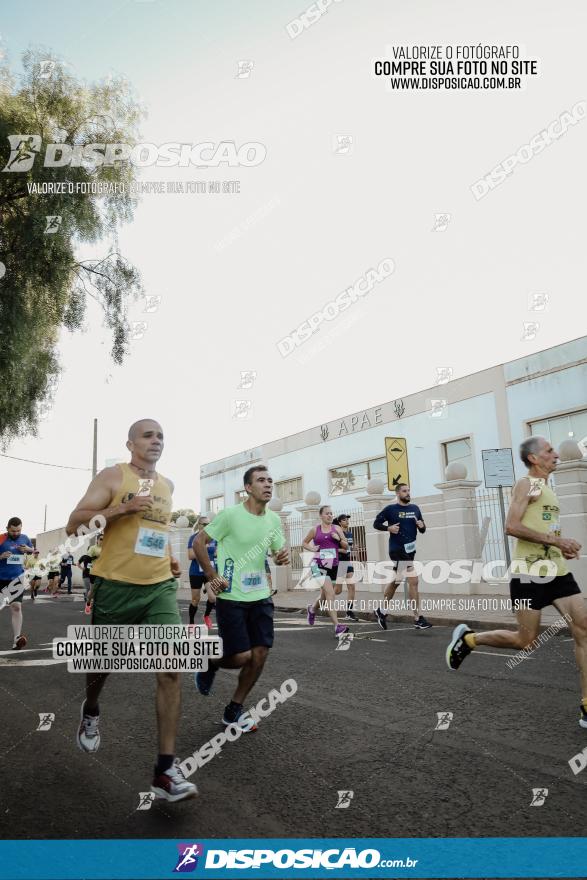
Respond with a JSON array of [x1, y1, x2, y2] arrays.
[[1, 0, 585, 536]]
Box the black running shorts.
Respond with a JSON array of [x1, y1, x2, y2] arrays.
[[389, 550, 416, 576], [0, 577, 23, 603], [189, 574, 207, 591], [510, 572, 581, 611], [215, 596, 274, 657], [338, 555, 354, 574], [313, 563, 339, 582]]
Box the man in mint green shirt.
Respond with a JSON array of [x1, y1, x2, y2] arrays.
[[194, 465, 289, 729]]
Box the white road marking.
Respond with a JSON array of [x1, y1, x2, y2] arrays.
[[354, 636, 387, 642], [0, 657, 66, 667], [473, 650, 534, 659], [356, 627, 415, 635]]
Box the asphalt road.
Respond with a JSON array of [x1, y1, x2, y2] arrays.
[[0, 592, 586, 849]]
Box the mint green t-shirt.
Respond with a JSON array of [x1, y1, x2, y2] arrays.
[[205, 503, 285, 602]]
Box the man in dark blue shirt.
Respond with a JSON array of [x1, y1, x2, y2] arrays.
[[0, 516, 34, 648], [187, 516, 217, 628], [59, 552, 75, 594], [373, 483, 432, 630]]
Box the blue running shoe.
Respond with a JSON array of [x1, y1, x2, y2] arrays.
[[222, 703, 257, 732]]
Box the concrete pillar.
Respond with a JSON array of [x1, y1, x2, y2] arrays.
[[433, 473, 484, 595], [169, 526, 192, 588], [555, 441, 587, 587], [273, 506, 293, 593], [415, 492, 448, 566], [356, 479, 395, 594]]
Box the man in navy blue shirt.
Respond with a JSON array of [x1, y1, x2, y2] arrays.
[[0, 517, 34, 648], [373, 484, 432, 630], [187, 515, 217, 629], [59, 551, 75, 594]]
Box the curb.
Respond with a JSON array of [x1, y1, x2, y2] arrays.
[[274, 605, 569, 635]]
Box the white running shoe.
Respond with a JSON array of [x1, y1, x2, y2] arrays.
[[151, 759, 198, 802], [76, 702, 101, 753]]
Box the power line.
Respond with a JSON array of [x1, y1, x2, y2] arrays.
[[0, 452, 92, 472]]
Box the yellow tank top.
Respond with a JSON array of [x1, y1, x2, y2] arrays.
[[91, 463, 173, 585], [511, 479, 567, 577]]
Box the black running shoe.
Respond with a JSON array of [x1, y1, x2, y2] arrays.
[[414, 616, 432, 629], [344, 611, 359, 622], [446, 623, 473, 670], [222, 703, 257, 732], [375, 608, 388, 630], [580, 705, 587, 730], [195, 667, 216, 695]]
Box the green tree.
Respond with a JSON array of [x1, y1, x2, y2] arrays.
[[171, 509, 197, 528], [0, 48, 145, 443]]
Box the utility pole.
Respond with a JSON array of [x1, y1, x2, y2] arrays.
[[43, 504, 47, 532], [92, 418, 98, 478]]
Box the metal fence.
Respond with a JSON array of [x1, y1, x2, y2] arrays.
[[475, 487, 513, 574]]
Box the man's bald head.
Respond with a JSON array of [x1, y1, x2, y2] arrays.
[[128, 419, 162, 442], [126, 420, 164, 468]]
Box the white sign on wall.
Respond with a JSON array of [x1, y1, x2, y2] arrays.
[[482, 448, 515, 488]]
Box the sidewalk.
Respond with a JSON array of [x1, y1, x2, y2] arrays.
[[272, 587, 579, 632]]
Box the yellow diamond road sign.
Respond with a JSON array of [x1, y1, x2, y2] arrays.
[[385, 437, 409, 492]]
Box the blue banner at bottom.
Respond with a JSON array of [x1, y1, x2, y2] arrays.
[[0, 838, 585, 879]]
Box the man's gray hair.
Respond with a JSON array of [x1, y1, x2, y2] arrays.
[[520, 436, 545, 467]]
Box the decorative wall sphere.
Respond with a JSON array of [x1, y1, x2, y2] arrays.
[[445, 462, 467, 480], [558, 439, 582, 461]]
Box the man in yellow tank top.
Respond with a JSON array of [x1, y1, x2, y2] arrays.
[[446, 436, 587, 729], [65, 419, 196, 802]]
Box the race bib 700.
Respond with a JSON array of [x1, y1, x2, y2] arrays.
[[241, 571, 268, 593]]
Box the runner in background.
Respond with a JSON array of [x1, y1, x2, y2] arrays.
[[187, 515, 217, 628], [84, 534, 103, 612], [333, 515, 358, 622], [77, 552, 93, 604], [304, 506, 350, 636], [59, 551, 74, 594], [202, 535, 217, 629], [373, 484, 432, 630], [46, 548, 61, 597], [26, 550, 42, 600], [0, 517, 34, 649], [265, 553, 273, 593]]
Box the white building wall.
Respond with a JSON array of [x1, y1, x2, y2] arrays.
[[200, 338, 587, 510], [200, 393, 502, 509], [506, 361, 587, 479]]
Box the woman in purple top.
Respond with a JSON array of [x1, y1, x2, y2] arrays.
[[302, 505, 350, 636]]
